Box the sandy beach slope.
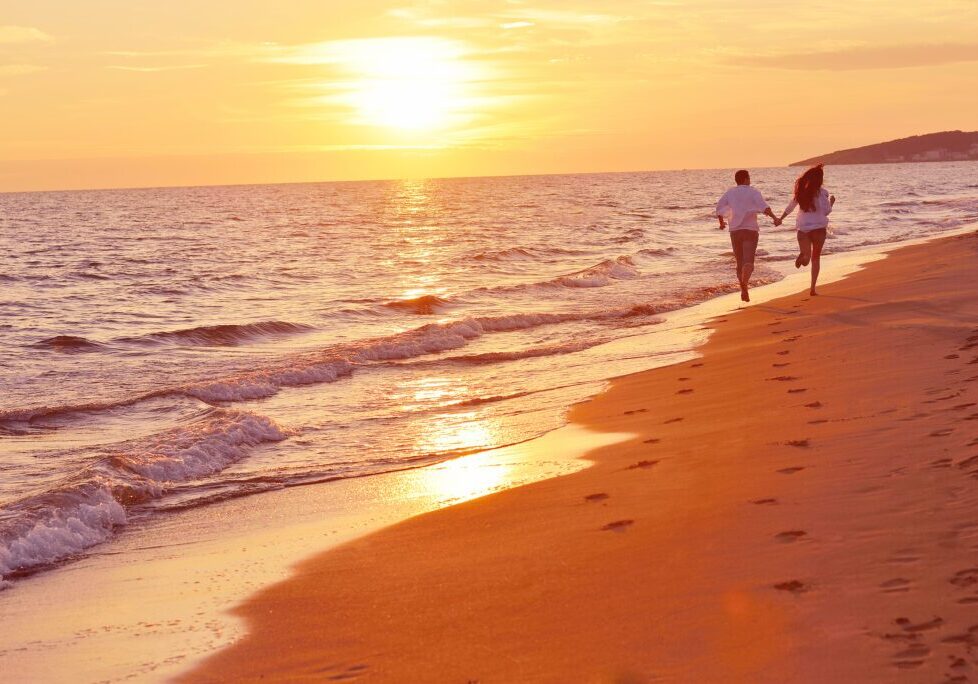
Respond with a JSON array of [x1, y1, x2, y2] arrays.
[[187, 231, 978, 683]]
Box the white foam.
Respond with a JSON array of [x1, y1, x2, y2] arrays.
[[0, 486, 127, 580], [180, 359, 354, 402], [115, 411, 287, 482], [0, 410, 287, 582]]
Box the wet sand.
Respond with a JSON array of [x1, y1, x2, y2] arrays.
[[187, 230, 978, 683]]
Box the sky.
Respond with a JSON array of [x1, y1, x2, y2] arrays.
[[1, 0, 977, 191]]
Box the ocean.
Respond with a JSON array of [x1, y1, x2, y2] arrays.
[[2, 162, 977, 587]]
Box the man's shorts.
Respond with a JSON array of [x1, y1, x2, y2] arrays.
[[730, 229, 759, 269]]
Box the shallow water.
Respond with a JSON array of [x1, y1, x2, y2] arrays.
[[2, 162, 977, 584]]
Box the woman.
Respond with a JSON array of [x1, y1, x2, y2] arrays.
[[780, 164, 835, 296]]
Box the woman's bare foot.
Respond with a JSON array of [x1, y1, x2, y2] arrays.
[[741, 288, 750, 302], [795, 255, 803, 268], [810, 288, 818, 296]]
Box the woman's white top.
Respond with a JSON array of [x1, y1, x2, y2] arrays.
[[783, 187, 832, 231]]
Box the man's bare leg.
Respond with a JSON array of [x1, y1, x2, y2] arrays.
[[740, 261, 754, 302]]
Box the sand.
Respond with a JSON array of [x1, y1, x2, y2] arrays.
[[186, 230, 978, 683]]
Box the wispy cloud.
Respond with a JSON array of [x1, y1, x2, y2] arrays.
[[106, 64, 207, 72], [0, 25, 53, 44], [730, 43, 978, 70], [0, 64, 47, 76]]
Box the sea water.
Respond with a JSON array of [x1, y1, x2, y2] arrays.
[[2, 163, 977, 585]]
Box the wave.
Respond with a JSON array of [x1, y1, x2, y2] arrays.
[[2, 308, 656, 425], [33, 335, 105, 353], [638, 247, 677, 257], [120, 320, 315, 347], [442, 336, 613, 364], [383, 294, 450, 315], [471, 245, 591, 261], [555, 256, 640, 288], [0, 409, 286, 582]]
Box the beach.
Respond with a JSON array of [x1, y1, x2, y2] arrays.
[[184, 229, 978, 683]]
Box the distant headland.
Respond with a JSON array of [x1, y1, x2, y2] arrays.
[[791, 130, 978, 166]]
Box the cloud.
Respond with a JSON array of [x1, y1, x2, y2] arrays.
[[0, 64, 47, 76], [730, 43, 978, 71], [0, 26, 53, 44], [106, 64, 207, 72]]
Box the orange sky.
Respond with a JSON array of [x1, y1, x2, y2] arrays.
[[1, 1, 977, 191]]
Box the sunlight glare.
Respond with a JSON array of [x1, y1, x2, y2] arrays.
[[333, 38, 479, 131]]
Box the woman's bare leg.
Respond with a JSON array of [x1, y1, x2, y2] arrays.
[[810, 239, 823, 295], [796, 232, 812, 268]]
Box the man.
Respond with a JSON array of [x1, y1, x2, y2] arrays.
[[715, 169, 781, 302]]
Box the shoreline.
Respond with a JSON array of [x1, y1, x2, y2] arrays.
[[185, 229, 978, 682]]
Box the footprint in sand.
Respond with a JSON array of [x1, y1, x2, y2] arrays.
[[623, 408, 649, 415], [773, 580, 808, 594], [895, 616, 944, 633], [956, 455, 978, 470], [751, 498, 778, 505], [775, 530, 807, 543], [326, 664, 370, 681], [642, 438, 660, 444], [949, 568, 978, 589], [808, 419, 828, 425], [783, 336, 801, 342], [930, 457, 953, 469], [664, 417, 683, 424], [778, 466, 805, 474], [785, 439, 810, 447], [946, 354, 960, 359], [627, 460, 659, 470], [676, 388, 694, 395], [777, 350, 791, 356], [788, 388, 807, 394], [804, 401, 823, 408], [880, 578, 912, 593], [602, 519, 634, 532], [772, 363, 790, 368], [929, 428, 954, 437], [768, 376, 799, 382], [678, 377, 691, 382], [584, 493, 610, 502], [690, 363, 704, 368]]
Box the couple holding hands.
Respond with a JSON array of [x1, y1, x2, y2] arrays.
[[716, 164, 835, 302]]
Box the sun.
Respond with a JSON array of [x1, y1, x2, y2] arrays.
[[334, 38, 478, 132]]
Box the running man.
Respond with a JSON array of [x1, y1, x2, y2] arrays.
[[715, 169, 781, 302]]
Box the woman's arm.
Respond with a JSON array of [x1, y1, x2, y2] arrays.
[[780, 198, 798, 222]]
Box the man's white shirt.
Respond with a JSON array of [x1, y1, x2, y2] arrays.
[[715, 185, 770, 231]]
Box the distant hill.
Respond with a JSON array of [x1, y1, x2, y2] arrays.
[[791, 130, 978, 166]]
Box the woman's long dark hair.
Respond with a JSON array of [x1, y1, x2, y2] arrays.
[[794, 164, 824, 213]]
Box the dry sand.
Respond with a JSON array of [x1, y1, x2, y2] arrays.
[[186, 231, 978, 683]]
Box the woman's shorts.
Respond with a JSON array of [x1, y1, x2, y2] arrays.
[[797, 228, 827, 250]]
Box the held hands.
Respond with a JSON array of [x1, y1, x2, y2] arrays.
[[773, 217, 783, 227]]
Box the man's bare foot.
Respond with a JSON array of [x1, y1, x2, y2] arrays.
[[810, 289, 818, 296], [795, 255, 803, 268], [741, 288, 750, 302]]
